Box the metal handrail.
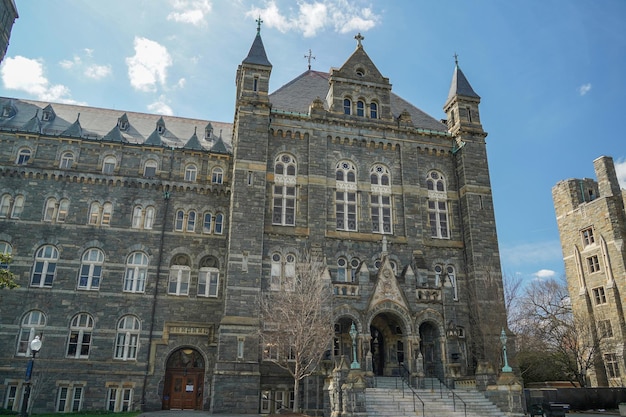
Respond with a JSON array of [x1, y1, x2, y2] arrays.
[[398, 363, 425, 417], [438, 378, 467, 417]]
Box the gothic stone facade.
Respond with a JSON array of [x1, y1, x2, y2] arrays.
[[553, 156, 626, 387], [0, 30, 507, 414]]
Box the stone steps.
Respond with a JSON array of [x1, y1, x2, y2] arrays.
[[366, 377, 505, 417]]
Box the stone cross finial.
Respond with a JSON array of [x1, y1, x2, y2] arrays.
[[453, 52, 459, 66], [355, 33, 364, 48], [304, 49, 316, 70], [256, 16, 263, 34]]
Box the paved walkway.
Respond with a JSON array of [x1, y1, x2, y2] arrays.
[[138, 411, 261, 417]]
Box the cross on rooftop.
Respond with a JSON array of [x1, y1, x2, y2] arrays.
[[304, 49, 316, 70], [256, 16, 263, 34], [355, 33, 364, 47]]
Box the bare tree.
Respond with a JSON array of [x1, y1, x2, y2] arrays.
[[259, 250, 335, 413], [0, 253, 18, 289], [517, 276, 602, 387]]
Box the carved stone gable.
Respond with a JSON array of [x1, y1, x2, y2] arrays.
[[368, 256, 408, 312]]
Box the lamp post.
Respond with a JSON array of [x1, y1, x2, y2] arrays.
[[20, 336, 42, 417], [349, 322, 360, 369], [499, 328, 512, 373]]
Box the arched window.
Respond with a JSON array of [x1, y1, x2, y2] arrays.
[[270, 253, 296, 291], [370, 164, 392, 234], [78, 248, 104, 290], [144, 206, 155, 229], [124, 252, 148, 293], [343, 98, 351, 115], [175, 210, 185, 231], [44, 197, 57, 222], [199, 256, 220, 298], [427, 171, 449, 239], [0, 241, 12, 269], [203, 212, 212, 233], [214, 213, 224, 234], [102, 155, 116, 174], [187, 210, 196, 232], [16, 148, 31, 165], [212, 167, 224, 184], [11, 195, 24, 219], [0, 194, 10, 217], [168, 255, 190, 296], [337, 257, 347, 282], [335, 161, 357, 231], [273, 154, 297, 226], [447, 265, 458, 300], [17, 310, 46, 356], [132, 206, 143, 229], [114, 315, 140, 360], [356, 100, 365, 117], [58, 199, 69, 222], [370, 102, 378, 119], [102, 202, 113, 225], [31, 245, 58, 287], [67, 313, 94, 358], [144, 159, 158, 178], [185, 164, 197, 182], [89, 201, 113, 225], [89, 202, 101, 225], [60, 151, 74, 169]]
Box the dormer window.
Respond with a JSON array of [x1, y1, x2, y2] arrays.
[[42, 111, 51, 121], [157, 125, 165, 135], [118, 120, 128, 131], [42, 105, 55, 122], [1, 106, 11, 118], [205, 124, 213, 139]]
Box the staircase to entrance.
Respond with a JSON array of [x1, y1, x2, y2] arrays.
[[365, 377, 505, 417]]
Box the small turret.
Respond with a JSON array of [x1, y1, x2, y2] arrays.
[[443, 56, 483, 136], [235, 18, 272, 104]]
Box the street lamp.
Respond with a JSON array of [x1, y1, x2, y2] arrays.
[[20, 335, 42, 417], [499, 328, 512, 373], [349, 322, 360, 369]]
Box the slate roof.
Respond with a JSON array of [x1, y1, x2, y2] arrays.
[[269, 70, 448, 132], [0, 98, 234, 153], [447, 65, 480, 100], [242, 33, 272, 67]]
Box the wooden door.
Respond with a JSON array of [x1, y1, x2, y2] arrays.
[[164, 371, 203, 410]]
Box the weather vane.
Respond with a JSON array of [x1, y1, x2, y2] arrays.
[[304, 49, 316, 70], [453, 52, 459, 66]]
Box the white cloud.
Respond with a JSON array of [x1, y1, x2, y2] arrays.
[[126, 37, 172, 93], [0, 55, 79, 103], [175, 78, 186, 89], [578, 83, 592, 96], [84, 48, 94, 57], [615, 158, 626, 189], [167, 0, 212, 26], [84, 64, 112, 80], [247, 0, 380, 37], [532, 269, 556, 280], [500, 239, 563, 267], [147, 96, 174, 115], [59, 56, 81, 69]]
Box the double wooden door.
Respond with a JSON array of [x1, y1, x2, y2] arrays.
[[163, 370, 203, 410]]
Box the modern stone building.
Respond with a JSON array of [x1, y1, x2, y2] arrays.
[[0, 27, 509, 414], [0, 0, 18, 64], [553, 156, 626, 387]]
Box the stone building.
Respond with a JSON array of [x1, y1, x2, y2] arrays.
[[0, 0, 18, 64], [553, 156, 626, 387], [0, 27, 508, 414]]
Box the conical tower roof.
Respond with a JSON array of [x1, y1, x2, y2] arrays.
[[447, 63, 480, 100], [242, 19, 272, 67]]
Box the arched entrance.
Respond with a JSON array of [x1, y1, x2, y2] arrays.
[[419, 322, 443, 379], [370, 313, 406, 376], [162, 348, 205, 410]]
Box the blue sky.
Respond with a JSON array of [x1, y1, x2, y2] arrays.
[[2, 0, 625, 284]]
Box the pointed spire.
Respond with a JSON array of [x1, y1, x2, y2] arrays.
[[184, 127, 203, 150], [145, 128, 163, 146], [21, 110, 42, 134], [242, 20, 272, 67], [61, 113, 83, 138], [210, 131, 229, 154], [102, 125, 127, 143], [447, 56, 479, 100]]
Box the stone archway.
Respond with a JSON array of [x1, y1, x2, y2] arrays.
[[162, 347, 205, 410], [369, 312, 407, 376]]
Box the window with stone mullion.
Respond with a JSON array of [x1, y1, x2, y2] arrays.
[[428, 199, 449, 239], [371, 194, 392, 234], [336, 191, 357, 231], [272, 185, 296, 226]]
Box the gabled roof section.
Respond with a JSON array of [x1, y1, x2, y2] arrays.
[[145, 129, 163, 146], [447, 64, 480, 100], [334, 41, 386, 83], [61, 113, 83, 137], [269, 70, 447, 132], [102, 125, 127, 143], [21, 110, 42, 134], [210, 135, 228, 154], [184, 128, 203, 150], [242, 32, 272, 67]]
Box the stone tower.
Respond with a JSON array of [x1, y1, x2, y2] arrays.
[[553, 156, 626, 387], [211, 22, 273, 412], [444, 61, 508, 367]]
